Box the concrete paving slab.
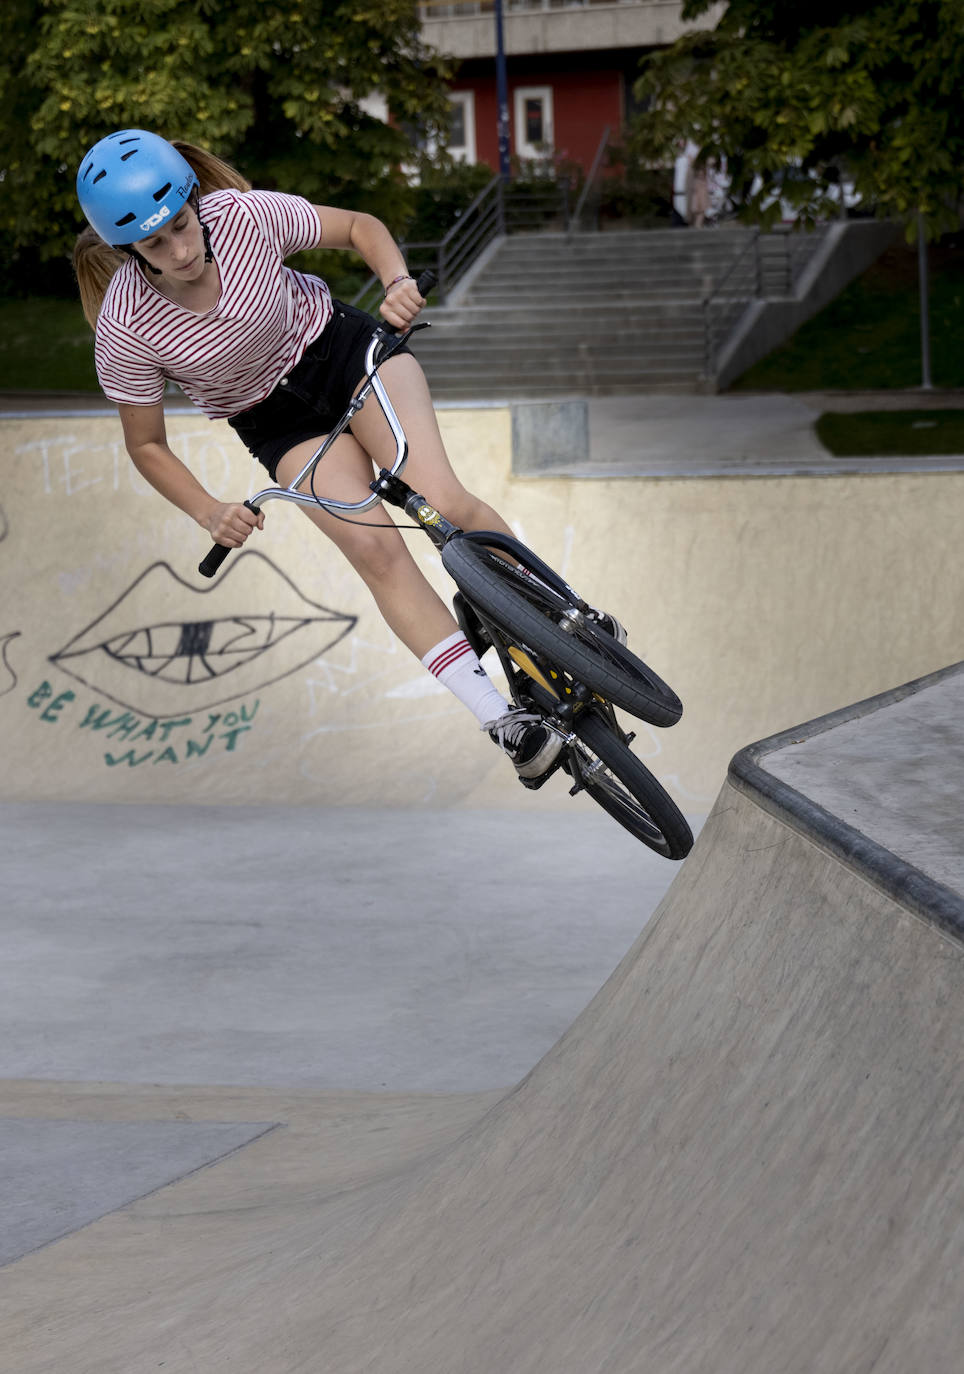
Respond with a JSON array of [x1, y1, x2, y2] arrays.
[[0, 804, 686, 1094], [580, 391, 964, 478], [761, 664, 964, 894], [0, 1117, 277, 1265]]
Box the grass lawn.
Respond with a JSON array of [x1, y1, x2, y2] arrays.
[[815, 409, 964, 456], [732, 235, 964, 393], [0, 296, 99, 392]]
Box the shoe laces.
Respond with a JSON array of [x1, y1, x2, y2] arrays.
[[483, 709, 542, 750]]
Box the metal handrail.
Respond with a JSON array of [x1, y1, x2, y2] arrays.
[[701, 230, 761, 378], [350, 172, 574, 308], [569, 125, 611, 235], [437, 174, 504, 297], [350, 175, 504, 309]]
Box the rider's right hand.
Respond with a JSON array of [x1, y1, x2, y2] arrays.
[[203, 501, 265, 547]]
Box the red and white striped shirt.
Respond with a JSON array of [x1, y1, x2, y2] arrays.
[[94, 188, 332, 418]]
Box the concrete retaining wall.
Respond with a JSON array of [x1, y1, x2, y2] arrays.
[[716, 219, 901, 390], [1, 407, 961, 813]]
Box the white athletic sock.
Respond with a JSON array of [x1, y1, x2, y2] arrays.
[[421, 631, 509, 727]]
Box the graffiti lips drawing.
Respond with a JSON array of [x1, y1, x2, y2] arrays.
[[50, 551, 357, 717]]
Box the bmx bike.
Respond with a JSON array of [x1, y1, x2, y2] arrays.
[[199, 273, 693, 860]]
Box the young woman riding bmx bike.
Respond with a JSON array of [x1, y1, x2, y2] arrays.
[[74, 128, 690, 855]]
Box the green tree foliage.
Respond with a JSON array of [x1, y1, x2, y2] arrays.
[[628, 0, 964, 235], [1, 0, 453, 268]]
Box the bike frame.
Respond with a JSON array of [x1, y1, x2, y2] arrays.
[[194, 309, 691, 851], [223, 323, 614, 765]]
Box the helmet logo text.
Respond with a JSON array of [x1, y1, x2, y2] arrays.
[[139, 204, 171, 233]]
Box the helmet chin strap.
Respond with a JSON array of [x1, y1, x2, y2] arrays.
[[190, 186, 215, 264]]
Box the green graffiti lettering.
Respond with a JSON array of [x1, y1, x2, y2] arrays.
[[80, 706, 136, 734], [106, 713, 141, 740], [79, 705, 113, 730], [27, 682, 53, 708], [40, 689, 75, 723], [185, 735, 215, 759], [104, 749, 154, 767], [84, 697, 259, 769], [220, 725, 251, 752]]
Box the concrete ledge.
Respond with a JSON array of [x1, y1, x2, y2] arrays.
[[729, 659, 964, 943]]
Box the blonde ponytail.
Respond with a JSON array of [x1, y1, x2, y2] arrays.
[[73, 229, 126, 330], [73, 140, 251, 329], [171, 141, 251, 197]]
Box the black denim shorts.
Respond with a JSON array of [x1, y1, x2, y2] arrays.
[[227, 300, 411, 482]]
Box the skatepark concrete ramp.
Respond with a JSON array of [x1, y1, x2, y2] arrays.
[[4, 662, 963, 1372]]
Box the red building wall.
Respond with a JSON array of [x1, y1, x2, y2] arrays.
[[452, 68, 623, 174]]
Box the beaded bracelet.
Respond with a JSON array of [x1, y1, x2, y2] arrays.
[[383, 273, 414, 296]]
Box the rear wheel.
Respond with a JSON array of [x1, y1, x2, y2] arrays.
[[568, 709, 693, 859], [441, 538, 682, 727]]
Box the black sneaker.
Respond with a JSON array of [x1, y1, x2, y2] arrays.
[[485, 709, 564, 779]]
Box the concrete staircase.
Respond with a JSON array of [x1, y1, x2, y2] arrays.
[[413, 228, 768, 400]]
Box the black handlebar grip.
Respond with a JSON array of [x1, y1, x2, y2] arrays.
[[198, 501, 261, 579], [416, 268, 438, 297], [379, 269, 438, 340]]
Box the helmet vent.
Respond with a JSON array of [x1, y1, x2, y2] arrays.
[[115, 213, 136, 227], [120, 149, 138, 162], [93, 170, 107, 184], [153, 182, 172, 202]]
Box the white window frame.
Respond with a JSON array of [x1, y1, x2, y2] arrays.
[[513, 85, 554, 161], [447, 90, 477, 164]]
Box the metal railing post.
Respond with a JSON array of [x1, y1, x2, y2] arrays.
[[570, 124, 611, 235]]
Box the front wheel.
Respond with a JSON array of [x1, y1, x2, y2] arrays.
[[568, 709, 693, 859], [441, 537, 682, 727]]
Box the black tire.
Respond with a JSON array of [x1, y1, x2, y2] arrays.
[[569, 709, 693, 859], [441, 538, 682, 727]]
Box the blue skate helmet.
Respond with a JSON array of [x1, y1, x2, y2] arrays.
[[77, 129, 199, 245]]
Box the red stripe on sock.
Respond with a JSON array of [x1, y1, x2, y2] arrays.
[[426, 638, 474, 678]]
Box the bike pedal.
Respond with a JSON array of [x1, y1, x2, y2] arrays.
[[517, 756, 565, 791]]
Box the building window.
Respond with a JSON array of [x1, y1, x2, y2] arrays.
[[448, 91, 477, 163], [513, 86, 553, 160]]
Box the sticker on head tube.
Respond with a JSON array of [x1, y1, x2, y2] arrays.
[[417, 504, 442, 527]]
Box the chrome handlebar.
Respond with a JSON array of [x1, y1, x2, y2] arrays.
[[248, 328, 411, 517], [199, 267, 436, 578]]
